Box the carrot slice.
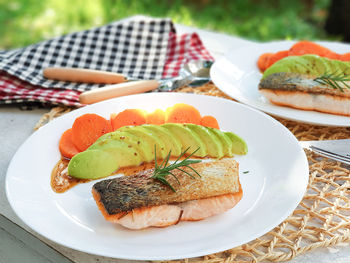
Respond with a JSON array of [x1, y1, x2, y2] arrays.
[[110, 113, 117, 127], [257, 53, 273, 72], [165, 103, 202, 124], [288, 41, 333, 57], [326, 52, 340, 60], [339, 52, 350, 61], [111, 109, 146, 130], [146, 109, 165, 125], [59, 128, 80, 159], [72, 113, 112, 151], [266, 50, 289, 68], [200, 115, 220, 129]]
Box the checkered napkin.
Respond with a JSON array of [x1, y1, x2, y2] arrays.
[[0, 17, 213, 106]]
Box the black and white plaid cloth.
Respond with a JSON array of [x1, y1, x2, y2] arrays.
[[0, 17, 174, 92]]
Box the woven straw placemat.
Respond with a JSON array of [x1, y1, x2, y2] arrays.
[[36, 83, 350, 262]]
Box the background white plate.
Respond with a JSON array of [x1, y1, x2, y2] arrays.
[[6, 93, 309, 260], [211, 40, 350, 127]]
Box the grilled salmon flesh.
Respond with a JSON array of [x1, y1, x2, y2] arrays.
[[259, 72, 350, 116], [92, 158, 242, 230]]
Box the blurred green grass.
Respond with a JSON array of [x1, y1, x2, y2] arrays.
[[1, 0, 334, 50]]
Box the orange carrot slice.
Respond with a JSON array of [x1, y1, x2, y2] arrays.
[[326, 52, 340, 60], [165, 103, 202, 124], [146, 109, 165, 125], [110, 113, 117, 127], [257, 52, 273, 72], [200, 115, 220, 129], [266, 50, 289, 69], [59, 128, 80, 159], [288, 41, 333, 57], [339, 52, 350, 61], [111, 109, 146, 130], [72, 113, 112, 151]]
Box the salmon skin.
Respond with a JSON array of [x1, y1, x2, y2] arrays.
[[259, 72, 350, 97], [259, 72, 350, 116], [92, 158, 240, 216]]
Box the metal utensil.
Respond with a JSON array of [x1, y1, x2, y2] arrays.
[[158, 60, 213, 91], [300, 139, 350, 165], [78, 60, 213, 104]]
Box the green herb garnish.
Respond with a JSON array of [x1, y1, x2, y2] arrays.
[[314, 71, 350, 92], [152, 146, 202, 192]]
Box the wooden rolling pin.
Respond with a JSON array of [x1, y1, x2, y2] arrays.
[[79, 80, 159, 104], [43, 67, 126, 84]]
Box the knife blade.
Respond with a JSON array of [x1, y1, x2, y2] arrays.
[[300, 139, 350, 165]]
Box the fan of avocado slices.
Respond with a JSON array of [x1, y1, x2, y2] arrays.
[[262, 54, 350, 80], [67, 123, 248, 180]]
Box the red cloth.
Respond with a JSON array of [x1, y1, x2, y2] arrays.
[[0, 74, 81, 107], [162, 32, 213, 78], [0, 32, 213, 107]]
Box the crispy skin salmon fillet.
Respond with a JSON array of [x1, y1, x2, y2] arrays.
[[259, 72, 350, 116], [92, 158, 242, 230]]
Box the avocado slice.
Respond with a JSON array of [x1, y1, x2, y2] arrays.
[[118, 126, 167, 160], [263, 54, 350, 79], [88, 139, 142, 167], [208, 127, 233, 157], [142, 124, 182, 157], [225, 132, 248, 155], [68, 149, 118, 179], [92, 130, 153, 162], [161, 123, 207, 157], [185, 124, 224, 158]]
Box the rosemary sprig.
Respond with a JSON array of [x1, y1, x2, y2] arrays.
[[314, 71, 350, 92], [152, 146, 202, 192]]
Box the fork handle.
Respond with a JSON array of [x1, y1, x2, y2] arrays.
[[43, 67, 126, 84], [79, 80, 159, 104]]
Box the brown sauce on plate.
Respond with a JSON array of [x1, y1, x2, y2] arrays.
[[51, 159, 159, 193], [51, 159, 89, 193], [51, 156, 206, 193]]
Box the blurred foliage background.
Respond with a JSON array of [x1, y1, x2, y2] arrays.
[[0, 0, 339, 50]]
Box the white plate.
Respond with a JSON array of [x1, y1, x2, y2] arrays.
[[6, 93, 308, 260], [211, 40, 350, 126]]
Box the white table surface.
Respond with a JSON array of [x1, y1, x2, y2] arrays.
[[1, 22, 350, 263]]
